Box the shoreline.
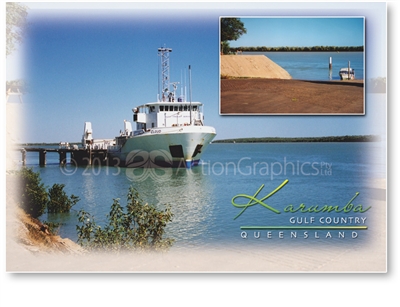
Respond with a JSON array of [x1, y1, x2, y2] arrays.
[[6, 171, 386, 272], [213, 135, 377, 143], [221, 54, 292, 79]]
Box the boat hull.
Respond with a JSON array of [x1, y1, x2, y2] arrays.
[[339, 74, 355, 80], [339, 68, 355, 80], [108, 125, 216, 168]]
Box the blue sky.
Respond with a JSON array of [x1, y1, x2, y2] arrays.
[[229, 17, 364, 48], [21, 9, 219, 142], [6, 3, 386, 143]]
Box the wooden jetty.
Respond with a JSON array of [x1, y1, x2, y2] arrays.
[[19, 147, 115, 167]]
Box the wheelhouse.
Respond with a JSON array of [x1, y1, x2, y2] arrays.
[[133, 101, 204, 131]]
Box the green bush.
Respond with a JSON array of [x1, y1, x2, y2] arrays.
[[17, 167, 48, 218], [76, 186, 174, 252], [221, 41, 231, 55], [16, 168, 79, 217], [47, 183, 80, 213]]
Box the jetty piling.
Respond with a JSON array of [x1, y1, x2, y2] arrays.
[[89, 147, 92, 165], [39, 149, 47, 166], [17, 147, 111, 167], [59, 150, 67, 165]]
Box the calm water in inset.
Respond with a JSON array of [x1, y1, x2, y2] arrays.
[[17, 142, 384, 250], [245, 51, 364, 81]]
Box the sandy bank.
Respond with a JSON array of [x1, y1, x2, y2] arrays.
[[5, 175, 86, 257], [221, 55, 292, 79], [6, 175, 386, 272]]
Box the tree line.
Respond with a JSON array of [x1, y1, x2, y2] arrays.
[[213, 135, 378, 143], [220, 18, 364, 55], [230, 46, 364, 53]]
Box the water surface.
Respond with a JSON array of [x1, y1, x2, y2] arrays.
[[245, 51, 364, 81], [17, 142, 383, 250]]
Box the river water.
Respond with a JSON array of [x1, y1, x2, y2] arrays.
[[14, 141, 384, 251], [245, 51, 364, 81]]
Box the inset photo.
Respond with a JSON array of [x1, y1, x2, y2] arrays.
[[220, 17, 365, 115]]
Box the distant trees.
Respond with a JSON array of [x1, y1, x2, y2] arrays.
[[6, 2, 28, 57], [229, 45, 364, 53], [220, 18, 247, 55], [6, 3, 28, 103], [6, 79, 27, 95], [213, 135, 378, 143]]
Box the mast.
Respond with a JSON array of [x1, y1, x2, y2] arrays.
[[189, 65, 192, 125], [158, 47, 172, 102]]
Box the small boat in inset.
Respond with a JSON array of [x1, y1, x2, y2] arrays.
[[339, 67, 355, 80]]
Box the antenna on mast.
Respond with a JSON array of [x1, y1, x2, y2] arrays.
[[158, 46, 172, 102], [189, 65, 192, 125], [180, 70, 183, 100], [184, 69, 187, 102]]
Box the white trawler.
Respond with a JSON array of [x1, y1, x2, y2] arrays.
[[107, 47, 216, 168]]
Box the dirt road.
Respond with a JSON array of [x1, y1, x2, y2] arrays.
[[220, 78, 364, 114]]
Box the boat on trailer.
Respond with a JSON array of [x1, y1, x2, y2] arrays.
[[107, 46, 216, 168]]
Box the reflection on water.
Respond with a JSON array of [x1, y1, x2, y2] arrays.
[[39, 163, 217, 248], [134, 168, 215, 248], [82, 172, 97, 210], [8, 142, 385, 251]]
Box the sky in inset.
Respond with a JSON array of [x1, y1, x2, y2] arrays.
[[229, 17, 364, 48]]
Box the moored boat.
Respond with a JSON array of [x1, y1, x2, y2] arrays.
[[107, 47, 216, 168], [339, 67, 355, 80]]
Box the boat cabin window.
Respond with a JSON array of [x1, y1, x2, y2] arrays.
[[158, 104, 200, 112], [141, 106, 150, 114]]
